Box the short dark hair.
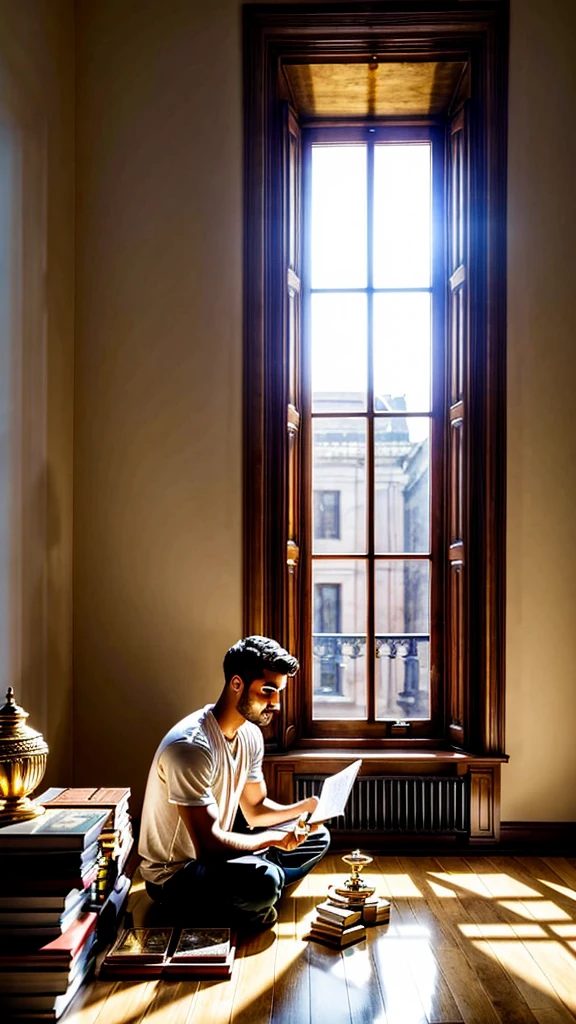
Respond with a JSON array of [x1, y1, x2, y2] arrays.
[[223, 636, 299, 687]]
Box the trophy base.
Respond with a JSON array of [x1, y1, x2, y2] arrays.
[[330, 883, 376, 905], [0, 796, 46, 825]]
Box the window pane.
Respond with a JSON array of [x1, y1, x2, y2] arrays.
[[312, 560, 366, 720], [375, 560, 430, 720], [314, 491, 340, 541], [373, 143, 431, 288], [313, 418, 366, 554], [311, 145, 367, 288], [374, 292, 431, 413], [312, 293, 367, 412], [375, 418, 430, 553]]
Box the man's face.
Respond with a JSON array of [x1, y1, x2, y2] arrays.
[[236, 669, 287, 727]]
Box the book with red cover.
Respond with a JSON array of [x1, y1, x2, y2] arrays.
[[0, 912, 97, 968], [37, 788, 131, 830]]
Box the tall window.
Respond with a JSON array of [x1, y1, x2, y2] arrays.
[[244, 3, 507, 759], [307, 128, 441, 733]]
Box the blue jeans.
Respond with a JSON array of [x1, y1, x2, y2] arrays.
[[145, 826, 330, 927]]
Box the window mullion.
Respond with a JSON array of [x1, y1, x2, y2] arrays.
[[367, 136, 376, 724]]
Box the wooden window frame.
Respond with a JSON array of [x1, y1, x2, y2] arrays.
[[243, 1, 507, 758]]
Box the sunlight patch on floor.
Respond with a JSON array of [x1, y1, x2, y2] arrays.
[[467, 873, 541, 898], [428, 871, 492, 897], [379, 874, 422, 898], [470, 939, 566, 999], [370, 937, 433, 1021], [498, 900, 571, 922], [539, 877, 576, 903], [142, 987, 193, 1023], [459, 922, 547, 939], [330, 944, 373, 986], [67, 988, 112, 1024], [522, 940, 576, 1011], [550, 923, 576, 938]]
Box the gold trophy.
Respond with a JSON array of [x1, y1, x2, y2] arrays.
[[329, 849, 376, 906], [0, 688, 48, 823]]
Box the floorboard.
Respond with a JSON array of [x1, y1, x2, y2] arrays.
[[61, 855, 576, 1024]]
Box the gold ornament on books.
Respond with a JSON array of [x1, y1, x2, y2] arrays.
[[0, 687, 48, 823], [331, 849, 376, 904]]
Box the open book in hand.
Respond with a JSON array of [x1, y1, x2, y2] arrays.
[[274, 759, 362, 833]]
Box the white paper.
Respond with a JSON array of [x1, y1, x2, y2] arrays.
[[308, 759, 362, 824], [274, 759, 362, 832]]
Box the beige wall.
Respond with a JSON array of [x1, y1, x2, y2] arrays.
[[73, 0, 576, 817], [504, 0, 576, 820], [74, 0, 243, 803], [0, 0, 74, 785]]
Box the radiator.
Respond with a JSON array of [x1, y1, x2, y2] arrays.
[[294, 775, 469, 833]]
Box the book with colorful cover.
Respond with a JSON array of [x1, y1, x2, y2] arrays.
[[171, 928, 231, 963], [0, 930, 96, 993], [36, 788, 131, 831], [101, 927, 236, 980], [163, 942, 236, 979], [0, 809, 109, 851], [106, 927, 173, 964]]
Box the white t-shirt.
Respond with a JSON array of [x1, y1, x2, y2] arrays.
[[138, 704, 265, 884]]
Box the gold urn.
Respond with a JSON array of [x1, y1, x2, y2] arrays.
[[0, 687, 48, 824]]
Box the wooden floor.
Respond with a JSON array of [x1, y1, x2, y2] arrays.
[[66, 853, 576, 1024]]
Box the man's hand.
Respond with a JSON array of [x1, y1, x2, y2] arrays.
[[267, 828, 309, 852], [267, 820, 321, 851]]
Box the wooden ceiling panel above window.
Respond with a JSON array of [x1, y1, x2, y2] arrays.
[[282, 61, 466, 119]]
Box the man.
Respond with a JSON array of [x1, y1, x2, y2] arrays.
[[139, 636, 330, 929]]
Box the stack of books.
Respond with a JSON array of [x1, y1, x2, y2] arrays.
[[0, 912, 98, 1020], [308, 889, 392, 949], [0, 809, 110, 1019], [327, 890, 391, 926], [307, 900, 366, 948], [101, 926, 236, 979], [37, 787, 134, 936]]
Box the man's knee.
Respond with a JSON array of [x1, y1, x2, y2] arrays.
[[248, 861, 284, 905]]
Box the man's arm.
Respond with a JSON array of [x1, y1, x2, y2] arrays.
[[178, 803, 311, 858], [240, 781, 319, 829]]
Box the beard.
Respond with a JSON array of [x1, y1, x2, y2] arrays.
[[237, 690, 274, 727]]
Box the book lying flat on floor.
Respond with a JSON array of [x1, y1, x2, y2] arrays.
[[106, 927, 173, 963], [171, 928, 230, 962], [308, 922, 366, 949], [101, 927, 236, 979], [315, 901, 361, 929]]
